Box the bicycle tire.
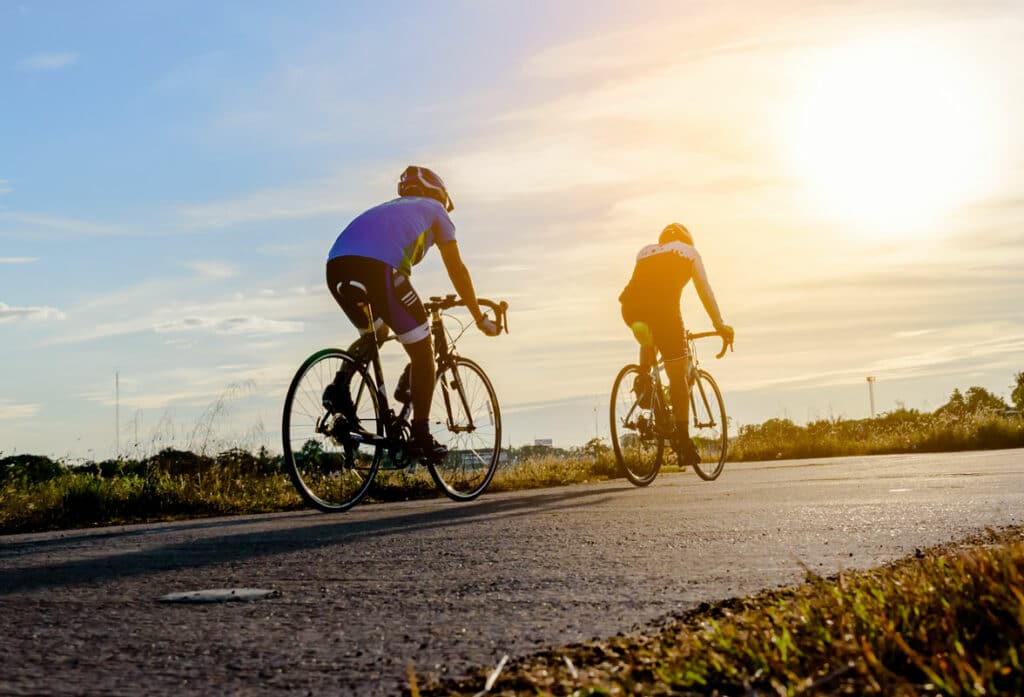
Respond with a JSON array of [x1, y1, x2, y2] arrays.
[[690, 368, 727, 481], [426, 357, 501, 501], [609, 364, 664, 487], [282, 348, 383, 511]]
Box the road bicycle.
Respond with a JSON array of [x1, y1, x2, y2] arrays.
[[282, 294, 508, 512], [609, 330, 732, 486]]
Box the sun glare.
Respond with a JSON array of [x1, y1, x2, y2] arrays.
[[788, 34, 1001, 237]]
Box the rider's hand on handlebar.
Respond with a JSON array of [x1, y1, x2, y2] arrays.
[[716, 323, 735, 347], [476, 316, 500, 337]]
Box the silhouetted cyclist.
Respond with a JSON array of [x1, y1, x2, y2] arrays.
[[619, 223, 735, 467]]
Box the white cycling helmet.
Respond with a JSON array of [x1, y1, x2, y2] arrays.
[[659, 222, 694, 245]]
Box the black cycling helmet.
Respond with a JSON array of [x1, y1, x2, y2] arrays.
[[398, 165, 454, 212], [659, 222, 694, 246]]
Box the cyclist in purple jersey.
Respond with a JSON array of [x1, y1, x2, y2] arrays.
[[619, 223, 735, 467], [325, 166, 499, 460]]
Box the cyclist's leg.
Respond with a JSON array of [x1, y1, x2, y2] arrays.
[[645, 309, 687, 423], [650, 312, 699, 464], [622, 304, 657, 403], [326, 257, 387, 357], [376, 267, 431, 416], [324, 257, 387, 415], [377, 268, 445, 460], [402, 336, 442, 455]]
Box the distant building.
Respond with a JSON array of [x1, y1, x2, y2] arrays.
[[448, 449, 512, 466], [533, 438, 553, 447]]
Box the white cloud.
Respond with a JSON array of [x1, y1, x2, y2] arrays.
[[0, 211, 131, 238], [45, 279, 325, 345], [0, 400, 40, 421], [176, 171, 375, 230], [18, 51, 79, 71], [0, 179, 11, 194], [0, 301, 65, 322], [185, 260, 238, 279], [0, 166, 384, 238], [153, 316, 303, 336], [0, 257, 37, 264]]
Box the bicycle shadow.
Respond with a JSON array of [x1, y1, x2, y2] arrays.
[[0, 484, 630, 595]]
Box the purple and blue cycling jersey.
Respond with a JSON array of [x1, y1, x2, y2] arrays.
[[327, 196, 456, 276]]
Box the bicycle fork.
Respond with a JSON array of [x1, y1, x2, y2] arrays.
[[688, 371, 718, 430], [436, 363, 479, 434]]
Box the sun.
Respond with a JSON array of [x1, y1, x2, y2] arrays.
[[787, 33, 1001, 237]]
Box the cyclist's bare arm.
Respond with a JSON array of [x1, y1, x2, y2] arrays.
[[438, 240, 497, 334], [689, 252, 724, 327], [690, 252, 734, 345]]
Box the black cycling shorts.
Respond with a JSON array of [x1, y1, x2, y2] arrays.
[[621, 302, 687, 362], [326, 256, 429, 345]]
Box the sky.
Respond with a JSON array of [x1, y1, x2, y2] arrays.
[[2, 1, 1022, 460]]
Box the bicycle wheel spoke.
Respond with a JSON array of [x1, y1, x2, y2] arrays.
[[428, 358, 501, 501], [282, 350, 383, 511], [691, 369, 727, 481], [610, 364, 663, 486]]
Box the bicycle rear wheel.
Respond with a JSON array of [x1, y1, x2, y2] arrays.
[[610, 364, 664, 486], [282, 349, 383, 511], [427, 357, 501, 501], [690, 368, 727, 481]]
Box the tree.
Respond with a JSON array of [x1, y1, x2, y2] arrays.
[[936, 388, 966, 417], [937, 386, 1007, 417], [963, 386, 1008, 414], [1012, 372, 1024, 412]]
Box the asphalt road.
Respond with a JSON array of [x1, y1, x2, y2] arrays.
[[2, 448, 1022, 696]]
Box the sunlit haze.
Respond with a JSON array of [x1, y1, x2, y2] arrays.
[[2, 1, 1022, 459], [787, 32, 1005, 235]]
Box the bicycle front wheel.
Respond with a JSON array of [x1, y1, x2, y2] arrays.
[[427, 357, 501, 501], [610, 364, 664, 487], [690, 368, 727, 481], [282, 349, 383, 512]]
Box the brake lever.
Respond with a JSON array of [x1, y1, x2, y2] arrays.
[[715, 336, 733, 359], [499, 301, 509, 334]]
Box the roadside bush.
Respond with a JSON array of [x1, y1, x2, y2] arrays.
[[731, 409, 1024, 462], [145, 448, 210, 477], [0, 454, 65, 485], [216, 447, 281, 477], [98, 459, 121, 478]]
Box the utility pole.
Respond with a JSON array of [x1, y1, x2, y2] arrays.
[[115, 370, 120, 458], [866, 376, 876, 418]]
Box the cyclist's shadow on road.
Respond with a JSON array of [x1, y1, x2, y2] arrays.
[[0, 485, 627, 595]]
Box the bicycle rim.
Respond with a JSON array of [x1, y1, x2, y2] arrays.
[[610, 364, 663, 487], [427, 357, 501, 501], [691, 369, 727, 481], [282, 349, 383, 511]]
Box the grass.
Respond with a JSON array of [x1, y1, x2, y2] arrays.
[[0, 449, 627, 535], [2, 409, 1021, 535], [729, 410, 1024, 462], [416, 526, 1024, 696], [0, 461, 304, 535]]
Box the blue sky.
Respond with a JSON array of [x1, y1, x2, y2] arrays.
[[2, 1, 1023, 459]]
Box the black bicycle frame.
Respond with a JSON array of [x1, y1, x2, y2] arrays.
[[429, 307, 477, 434], [346, 301, 477, 450]]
